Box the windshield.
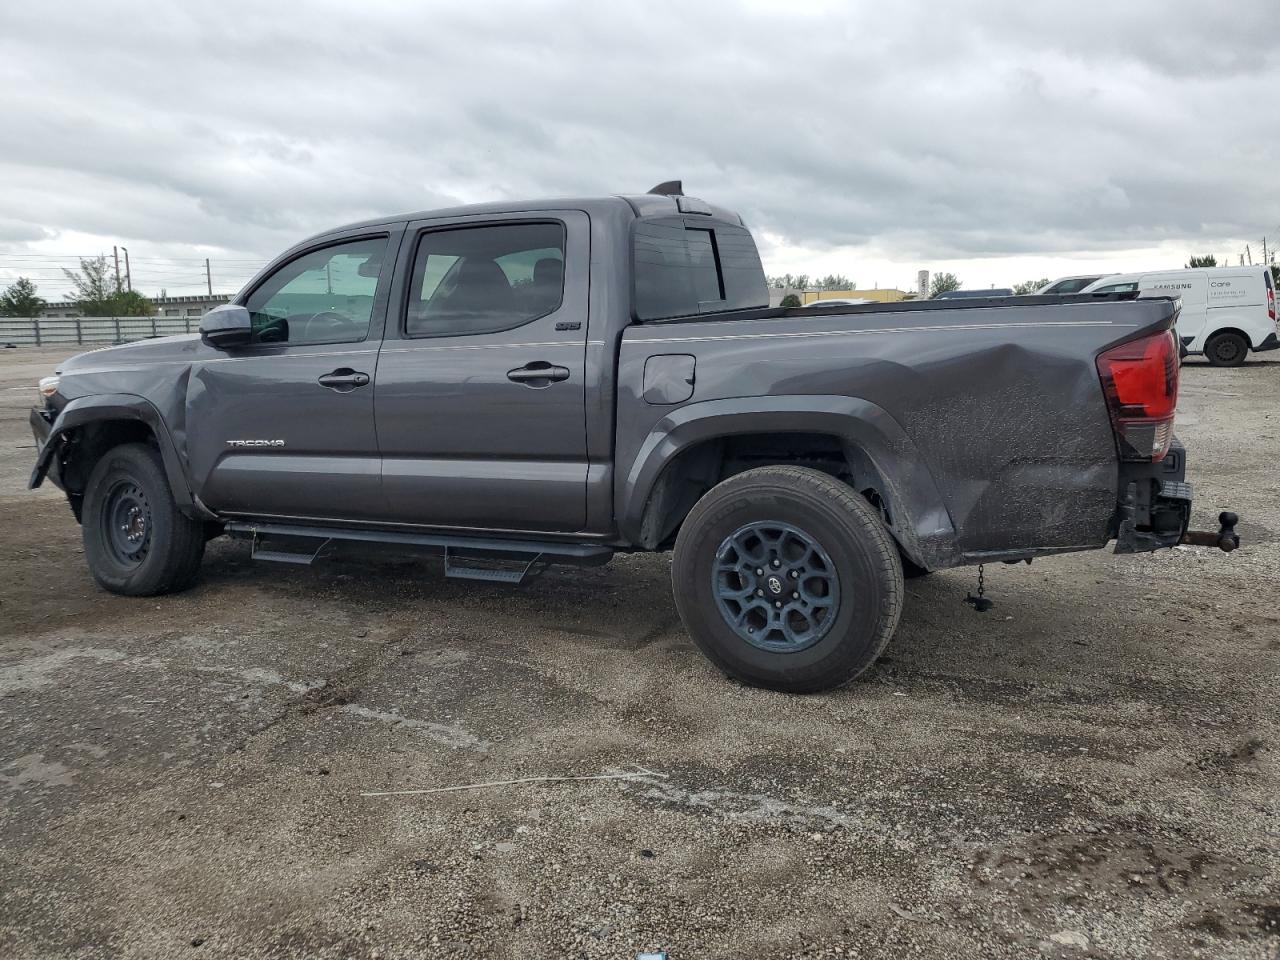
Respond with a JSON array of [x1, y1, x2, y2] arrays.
[[1052, 277, 1101, 294]]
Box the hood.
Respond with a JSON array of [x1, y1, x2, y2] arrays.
[[58, 334, 204, 375]]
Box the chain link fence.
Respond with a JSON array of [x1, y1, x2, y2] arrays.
[[0, 316, 202, 348]]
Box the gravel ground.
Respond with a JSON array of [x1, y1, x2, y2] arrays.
[[1, 345, 1277, 960]]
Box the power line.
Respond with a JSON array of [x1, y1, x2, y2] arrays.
[[0, 252, 269, 263]]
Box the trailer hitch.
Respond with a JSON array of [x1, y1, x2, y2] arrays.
[[1181, 511, 1239, 553]]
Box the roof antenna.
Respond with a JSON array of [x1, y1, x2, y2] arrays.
[[647, 180, 683, 197]]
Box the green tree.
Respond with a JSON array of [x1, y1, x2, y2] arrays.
[[817, 274, 852, 291], [779, 293, 801, 308], [62, 255, 116, 313], [792, 274, 810, 291], [1012, 278, 1050, 296], [1186, 254, 1217, 268], [0, 277, 46, 317], [112, 290, 154, 316], [61, 255, 153, 316], [1270, 264, 1279, 286], [929, 272, 961, 297]]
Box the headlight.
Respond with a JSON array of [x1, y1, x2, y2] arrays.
[[38, 375, 60, 403]]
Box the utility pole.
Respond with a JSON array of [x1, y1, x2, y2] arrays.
[[1246, 244, 1253, 266], [325, 261, 332, 294], [122, 247, 132, 291], [113, 246, 122, 293], [205, 258, 212, 295]]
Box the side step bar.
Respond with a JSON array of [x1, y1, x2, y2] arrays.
[[225, 521, 613, 584]]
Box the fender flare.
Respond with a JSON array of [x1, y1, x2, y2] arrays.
[[617, 394, 961, 569], [31, 393, 207, 518]]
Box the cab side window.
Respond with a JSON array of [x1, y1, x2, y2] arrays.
[[405, 222, 566, 338], [632, 217, 769, 320], [244, 237, 388, 346]]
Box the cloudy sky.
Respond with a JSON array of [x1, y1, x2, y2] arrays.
[[1, 0, 1277, 300]]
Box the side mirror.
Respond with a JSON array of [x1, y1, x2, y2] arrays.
[[199, 304, 253, 349]]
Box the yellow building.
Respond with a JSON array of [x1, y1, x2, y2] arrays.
[[801, 289, 910, 304]]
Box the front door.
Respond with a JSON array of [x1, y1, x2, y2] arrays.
[[374, 211, 590, 532], [187, 231, 399, 520]]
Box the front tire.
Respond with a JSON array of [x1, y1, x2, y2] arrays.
[[1205, 331, 1248, 367], [82, 443, 205, 596], [671, 466, 903, 693]]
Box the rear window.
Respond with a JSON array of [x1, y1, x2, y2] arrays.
[[633, 217, 768, 320]]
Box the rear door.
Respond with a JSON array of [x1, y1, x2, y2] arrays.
[[374, 210, 590, 532], [1207, 270, 1270, 345], [187, 230, 400, 520]]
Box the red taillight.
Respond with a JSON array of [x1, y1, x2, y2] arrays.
[[1096, 330, 1179, 461], [1268, 286, 1275, 322]]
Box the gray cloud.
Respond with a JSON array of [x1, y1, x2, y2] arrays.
[[0, 0, 1276, 294]]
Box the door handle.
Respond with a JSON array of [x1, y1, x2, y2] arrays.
[[317, 369, 370, 391], [507, 362, 570, 386]]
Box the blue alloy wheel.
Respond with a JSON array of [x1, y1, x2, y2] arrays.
[[712, 521, 841, 652]]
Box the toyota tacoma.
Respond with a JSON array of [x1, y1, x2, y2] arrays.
[[29, 182, 1238, 692]]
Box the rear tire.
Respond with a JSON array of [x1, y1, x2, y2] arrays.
[[671, 466, 903, 693], [82, 443, 205, 596], [1205, 331, 1248, 367]]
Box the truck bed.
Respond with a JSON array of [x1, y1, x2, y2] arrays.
[[633, 291, 1145, 325], [615, 293, 1179, 568]]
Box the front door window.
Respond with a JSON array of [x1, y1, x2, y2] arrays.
[[244, 237, 388, 346]]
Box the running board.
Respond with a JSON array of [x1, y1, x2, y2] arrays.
[[226, 521, 612, 583], [443, 549, 544, 583], [250, 532, 332, 565]]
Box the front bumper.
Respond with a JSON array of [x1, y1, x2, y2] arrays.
[[29, 406, 61, 490], [1113, 439, 1192, 554]]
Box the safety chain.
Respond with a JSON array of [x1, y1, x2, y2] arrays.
[[964, 563, 993, 612]]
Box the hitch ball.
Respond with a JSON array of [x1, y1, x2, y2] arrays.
[[1215, 511, 1239, 553], [1180, 511, 1240, 553]]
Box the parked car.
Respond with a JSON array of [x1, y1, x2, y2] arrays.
[[1079, 267, 1278, 366], [932, 288, 1014, 299], [1037, 275, 1108, 295], [28, 183, 1239, 693], [801, 297, 876, 307]]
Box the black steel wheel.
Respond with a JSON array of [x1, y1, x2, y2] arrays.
[[81, 443, 205, 596], [101, 479, 153, 569], [672, 466, 904, 693], [1205, 330, 1248, 367]]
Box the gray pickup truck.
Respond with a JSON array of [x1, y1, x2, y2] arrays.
[[29, 183, 1238, 692]]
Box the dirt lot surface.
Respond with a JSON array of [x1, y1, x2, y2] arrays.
[[1, 345, 1277, 960]]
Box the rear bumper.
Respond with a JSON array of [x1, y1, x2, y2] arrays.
[[1112, 438, 1191, 554]]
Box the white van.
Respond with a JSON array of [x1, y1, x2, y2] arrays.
[[1080, 267, 1278, 366]]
